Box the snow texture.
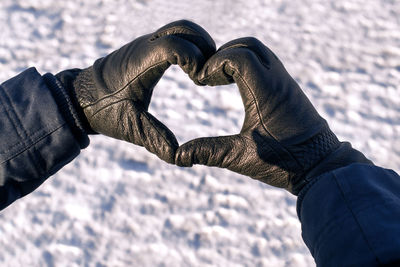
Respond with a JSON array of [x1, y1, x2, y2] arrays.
[[0, 0, 399, 266]]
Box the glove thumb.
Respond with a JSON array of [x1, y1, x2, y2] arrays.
[[136, 110, 179, 164], [175, 135, 242, 168]]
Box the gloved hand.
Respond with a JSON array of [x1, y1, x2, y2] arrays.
[[176, 37, 372, 195], [54, 20, 216, 164]]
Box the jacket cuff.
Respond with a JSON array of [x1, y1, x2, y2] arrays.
[[0, 67, 85, 209], [43, 73, 89, 149], [296, 163, 400, 265]]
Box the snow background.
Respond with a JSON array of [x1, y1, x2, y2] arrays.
[[0, 0, 399, 266]]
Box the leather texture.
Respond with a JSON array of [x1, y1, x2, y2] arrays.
[[176, 37, 372, 194], [56, 20, 216, 164]]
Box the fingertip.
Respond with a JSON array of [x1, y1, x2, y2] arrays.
[[187, 49, 207, 83], [141, 111, 179, 164], [149, 131, 178, 165], [175, 145, 194, 167], [151, 22, 215, 85], [196, 65, 209, 85], [177, 140, 202, 167], [159, 36, 205, 84], [161, 143, 178, 165], [198, 56, 234, 86], [160, 131, 179, 164], [175, 136, 228, 167]]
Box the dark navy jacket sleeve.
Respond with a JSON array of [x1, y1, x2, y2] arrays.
[[297, 163, 400, 266], [0, 68, 89, 210]]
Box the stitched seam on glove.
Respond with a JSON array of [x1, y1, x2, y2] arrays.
[[234, 69, 298, 173], [80, 60, 168, 109], [87, 98, 135, 117]]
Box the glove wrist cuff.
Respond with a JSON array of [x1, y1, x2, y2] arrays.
[[305, 141, 373, 180], [295, 142, 373, 196], [43, 72, 90, 148], [289, 128, 340, 195]]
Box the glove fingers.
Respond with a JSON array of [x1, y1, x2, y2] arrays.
[[197, 38, 273, 87], [175, 135, 242, 168], [94, 20, 216, 95], [155, 35, 210, 84], [197, 46, 267, 116], [197, 37, 307, 137], [137, 111, 179, 164], [196, 49, 235, 86], [217, 37, 279, 67], [153, 20, 216, 60], [151, 20, 216, 85]]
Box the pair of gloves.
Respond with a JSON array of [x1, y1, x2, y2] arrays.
[[49, 20, 371, 196]]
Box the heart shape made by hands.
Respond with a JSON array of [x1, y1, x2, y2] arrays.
[[58, 20, 361, 194]]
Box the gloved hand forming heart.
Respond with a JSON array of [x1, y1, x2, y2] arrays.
[[50, 20, 371, 195], [176, 37, 372, 195], [52, 20, 216, 164]]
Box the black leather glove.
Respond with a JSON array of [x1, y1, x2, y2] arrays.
[[176, 37, 372, 195], [54, 20, 216, 164]]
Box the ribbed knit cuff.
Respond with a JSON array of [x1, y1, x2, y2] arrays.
[[43, 73, 90, 149]]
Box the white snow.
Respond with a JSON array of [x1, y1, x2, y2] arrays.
[[0, 0, 399, 266]]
